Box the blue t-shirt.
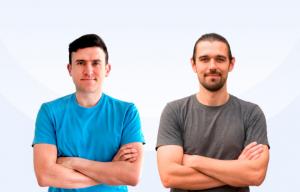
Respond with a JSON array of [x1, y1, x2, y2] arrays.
[[33, 93, 145, 192]]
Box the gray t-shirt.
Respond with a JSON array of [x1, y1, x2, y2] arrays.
[[156, 94, 269, 192]]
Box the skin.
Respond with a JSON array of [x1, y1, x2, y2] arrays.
[[183, 143, 269, 187], [34, 144, 99, 188], [34, 47, 143, 188], [192, 40, 235, 106], [56, 143, 143, 186], [67, 46, 111, 107], [157, 40, 269, 190]]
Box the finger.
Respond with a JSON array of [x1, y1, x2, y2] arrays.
[[238, 142, 259, 160], [249, 153, 261, 160], [115, 148, 135, 158], [123, 152, 138, 158], [245, 144, 263, 158], [247, 146, 264, 160], [241, 142, 257, 155], [120, 153, 138, 161], [117, 149, 138, 159], [127, 157, 137, 163], [243, 143, 261, 158], [119, 144, 135, 150]]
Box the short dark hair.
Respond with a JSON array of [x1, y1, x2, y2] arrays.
[[192, 33, 233, 62], [68, 34, 109, 64]]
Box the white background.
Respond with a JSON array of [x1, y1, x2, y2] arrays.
[[0, 0, 299, 191]]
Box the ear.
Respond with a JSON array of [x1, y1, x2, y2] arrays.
[[229, 57, 235, 72], [67, 64, 72, 76], [191, 58, 197, 73], [105, 63, 111, 77]]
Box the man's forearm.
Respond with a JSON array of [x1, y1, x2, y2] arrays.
[[188, 154, 268, 187], [34, 144, 99, 189], [70, 158, 140, 186], [36, 163, 99, 188], [159, 162, 225, 190]]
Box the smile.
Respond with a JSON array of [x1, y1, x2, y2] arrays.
[[205, 74, 220, 77]]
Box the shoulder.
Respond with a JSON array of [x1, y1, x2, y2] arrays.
[[40, 94, 74, 113], [230, 95, 261, 111], [43, 94, 73, 107], [230, 95, 265, 120], [165, 95, 195, 111], [160, 95, 195, 122], [103, 93, 138, 113]]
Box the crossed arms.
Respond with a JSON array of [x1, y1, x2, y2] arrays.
[[33, 142, 143, 189], [157, 142, 269, 190]]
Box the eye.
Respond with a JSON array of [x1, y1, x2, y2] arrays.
[[92, 61, 101, 66], [76, 60, 85, 65], [215, 56, 226, 63], [199, 57, 209, 63]]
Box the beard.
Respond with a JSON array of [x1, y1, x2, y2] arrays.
[[199, 69, 227, 92]]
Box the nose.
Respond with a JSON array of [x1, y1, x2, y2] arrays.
[[208, 59, 217, 69], [84, 63, 93, 76]]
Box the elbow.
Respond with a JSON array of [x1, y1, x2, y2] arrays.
[[160, 173, 174, 188], [34, 165, 52, 187], [126, 169, 140, 186], [251, 171, 266, 186], [248, 169, 266, 186], [129, 173, 140, 186], [36, 174, 50, 187], [127, 176, 139, 186], [161, 176, 171, 188]]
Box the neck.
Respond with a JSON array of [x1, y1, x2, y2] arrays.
[[196, 85, 229, 106], [75, 91, 102, 108]]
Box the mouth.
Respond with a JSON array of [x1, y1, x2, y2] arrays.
[[81, 78, 96, 81], [80, 78, 96, 81], [204, 74, 221, 77]]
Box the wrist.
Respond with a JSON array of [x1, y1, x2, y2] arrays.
[[71, 157, 81, 170], [191, 155, 204, 169]]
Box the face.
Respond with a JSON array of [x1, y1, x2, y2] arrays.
[[67, 47, 111, 94], [191, 40, 234, 92]]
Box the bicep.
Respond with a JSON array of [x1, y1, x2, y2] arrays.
[[33, 144, 58, 174], [157, 145, 183, 173], [246, 145, 269, 185], [253, 145, 269, 171]]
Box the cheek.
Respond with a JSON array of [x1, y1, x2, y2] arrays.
[[195, 66, 206, 74], [192, 64, 201, 73]]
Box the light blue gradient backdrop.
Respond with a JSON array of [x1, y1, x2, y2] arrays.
[[0, 0, 299, 191]]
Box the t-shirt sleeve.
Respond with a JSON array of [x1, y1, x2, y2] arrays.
[[156, 103, 183, 150], [121, 104, 145, 145], [244, 105, 269, 148], [32, 103, 57, 146]]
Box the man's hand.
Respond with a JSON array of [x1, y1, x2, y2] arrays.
[[238, 142, 264, 160], [113, 143, 138, 163]]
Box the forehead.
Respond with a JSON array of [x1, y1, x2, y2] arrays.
[[71, 47, 106, 60], [195, 40, 229, 57]]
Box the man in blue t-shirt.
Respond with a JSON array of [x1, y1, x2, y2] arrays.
[[33, 34, 145, 192]]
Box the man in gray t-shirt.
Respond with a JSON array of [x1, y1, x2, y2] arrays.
[[156, 33, 269, 192]]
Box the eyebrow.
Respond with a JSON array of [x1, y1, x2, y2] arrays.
[[215, 55, 227, 58], [198, 55, 209, 59], [75, 59, 102, 63], [198, 55, 227, 59]]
